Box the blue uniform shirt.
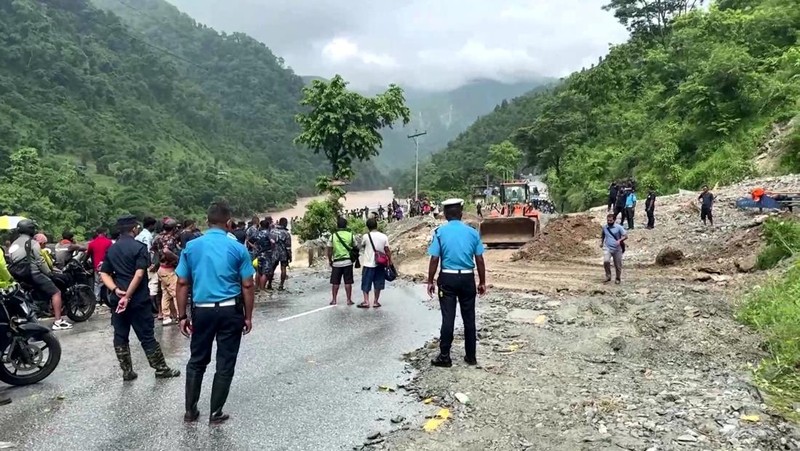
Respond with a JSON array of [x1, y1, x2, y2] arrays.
[[176, 228, 255, 304], [625, 192, 637, 208], [427, 220, 484, 270]]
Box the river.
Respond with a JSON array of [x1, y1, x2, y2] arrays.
[[265, 189, 395, 268]]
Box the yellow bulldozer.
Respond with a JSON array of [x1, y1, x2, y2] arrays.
[[479, 181, 540, 248]]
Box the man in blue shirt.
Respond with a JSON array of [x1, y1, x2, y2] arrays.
[[624, 188, 637, 229], [426, 198, 487, 368], [600, 213, 628, 284], [176, 202, 256, 425]]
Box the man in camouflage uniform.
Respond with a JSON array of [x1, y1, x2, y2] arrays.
[[252, 219, 275, 291], [269, 218, 292, 291]]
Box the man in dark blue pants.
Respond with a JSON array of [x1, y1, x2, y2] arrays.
[[176, 202, 256, 424], [100, 215, 181, 381], [426, 199, 487, 367]]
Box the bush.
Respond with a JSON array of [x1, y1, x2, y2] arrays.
[[756, 218, 800, 269], [737, 264, 800, 407], [294, 197, 387, 242]]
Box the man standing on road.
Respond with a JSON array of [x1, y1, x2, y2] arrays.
[[698, 185, 715, 226], [614, 186, 628, 225], [625, 188, 637, 229], [135, 217, 159, 315], [645, 190, 656, 229], [176, 202, 255, 425], [327, 217, 356, 306], [426, 199, 486, 368], [601, 213, 627, 284], [359, 218, 391, 309], [100, 216, 181, 382], [87, 227, 112, 306], [476, 202, 483, 219], [607, 181, 618, 212], [152, 219, 180, 325], [269, 218, 292, 291]]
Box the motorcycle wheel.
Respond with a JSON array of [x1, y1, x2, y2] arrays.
[[66, 284, 96, 323], [0, 332, 61, 386]]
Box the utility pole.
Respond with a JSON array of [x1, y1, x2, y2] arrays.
[[407, 130, 427, 201]]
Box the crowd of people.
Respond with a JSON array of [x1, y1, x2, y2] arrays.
[[601, 180, 717, 284], [343, 198, 408, 222]]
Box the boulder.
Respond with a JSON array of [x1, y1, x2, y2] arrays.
[[735, 254, 758, 273], [656, 247, 685, 266]]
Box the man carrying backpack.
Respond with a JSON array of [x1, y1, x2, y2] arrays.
[[600, 213, 627, 284]]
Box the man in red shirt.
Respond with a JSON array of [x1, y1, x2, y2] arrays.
[[87, 227, 113, 304]]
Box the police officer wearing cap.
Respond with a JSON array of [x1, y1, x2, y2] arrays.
[[100, 215, 181, 381], [176, 202, 255, 424], [426, 198, 487, 367]]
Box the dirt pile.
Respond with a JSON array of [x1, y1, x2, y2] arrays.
[[386, 215, 442, 265], [511, 215, 597, 262]]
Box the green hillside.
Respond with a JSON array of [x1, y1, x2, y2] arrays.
[[408, 0, 800, 210]]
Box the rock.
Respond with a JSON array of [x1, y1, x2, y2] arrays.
[[610, 336, 626, 352], [366, 432, 381, 440], [736, 255, 757, 273], [598, 425, 608, 434], [656, 247, 684, 266], [455, 392, 470, 404], [711, 274, 732, 283], [694, 273, 713, 282], [390, 416, 405, 424], [720, 424, 737, 435], [507, 309, 545, 324], [676, 434, 698, 443]]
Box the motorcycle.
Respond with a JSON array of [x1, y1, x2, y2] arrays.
[[21, 258, 97, 323], [0, 284, 62, 385]]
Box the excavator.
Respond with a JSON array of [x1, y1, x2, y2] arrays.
[[479, 181, 540, 248]]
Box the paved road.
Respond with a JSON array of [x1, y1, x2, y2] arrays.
[[0, 274, 441, 450]]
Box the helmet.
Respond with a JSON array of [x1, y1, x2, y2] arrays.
[[16, 219, 37, 236]]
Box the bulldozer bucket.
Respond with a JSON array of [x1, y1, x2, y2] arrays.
[[479, 216, 539, 248]]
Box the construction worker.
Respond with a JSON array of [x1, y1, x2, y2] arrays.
[[426, 199, 487, 368]]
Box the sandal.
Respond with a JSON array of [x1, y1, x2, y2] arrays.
[[347, 300, 355, 306], [329, 300, 337, 305], [373, 302, 382, 308], [356, 302, 370, 309]]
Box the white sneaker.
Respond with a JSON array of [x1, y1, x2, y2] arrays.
[[52, 319, 73, 331], [162, 318, 174, 326]]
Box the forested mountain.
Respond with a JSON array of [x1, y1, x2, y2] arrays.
[[91, 0, 390, 191], [373, 79, 549, 171], [406, 0, 800, 211]]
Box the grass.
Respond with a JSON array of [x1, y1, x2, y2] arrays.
[[738, 217, 800, 416]]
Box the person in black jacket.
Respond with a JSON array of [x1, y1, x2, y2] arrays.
[[614, 185, 628, 225], [607, 181, 618, 212], [645, 190, 656, 229]]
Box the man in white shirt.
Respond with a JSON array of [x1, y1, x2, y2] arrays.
[[135, 217, 159, 316], [358, 218, 392, 308]]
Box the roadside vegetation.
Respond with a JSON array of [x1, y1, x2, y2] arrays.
[[738, 217, 800, 413]]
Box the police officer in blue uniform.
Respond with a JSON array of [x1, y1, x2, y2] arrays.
[[100, 215, 181, 381], [176, 202, 256, 424], [426, 198, 487, 367]]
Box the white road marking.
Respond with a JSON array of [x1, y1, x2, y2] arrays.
[[277, 305, 336, 322]]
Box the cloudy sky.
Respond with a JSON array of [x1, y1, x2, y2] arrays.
[[166, 0, 629, 91]]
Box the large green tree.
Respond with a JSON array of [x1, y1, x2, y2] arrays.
[[603, 0, 706, 35], [484, 141, 523, 182], [294, 75, 411, 183]]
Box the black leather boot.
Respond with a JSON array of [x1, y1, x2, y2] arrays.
[[184, 374, 203, 422], [208, 374, 233, 424], [145, 344, 181, 378], [114, 345, 138, 381]]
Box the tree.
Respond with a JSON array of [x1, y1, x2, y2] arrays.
[[603, 0, 705, 36], [484, 141, 522, 182], [294, 75, 411, 183]]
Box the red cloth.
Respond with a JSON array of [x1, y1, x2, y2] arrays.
[[86, 235, 112, 271]]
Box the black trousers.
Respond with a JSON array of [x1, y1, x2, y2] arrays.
[[437, 273, 477, 359], [614, 205, 625, 224], [701, 206, 713, 224], [186, 305, 244, 379], [646, 209, 655, 228], [625, 207, 635, 229], [112, 300, 157, 354]]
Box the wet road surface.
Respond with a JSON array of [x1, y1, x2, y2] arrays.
[[0, 274, 441, 450]]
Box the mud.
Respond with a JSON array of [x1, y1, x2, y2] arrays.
[[374, 175, 800, 451]]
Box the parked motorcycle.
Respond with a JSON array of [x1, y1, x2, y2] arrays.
[[22, 258, 96, 323], [0, 285, 62, 385]]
